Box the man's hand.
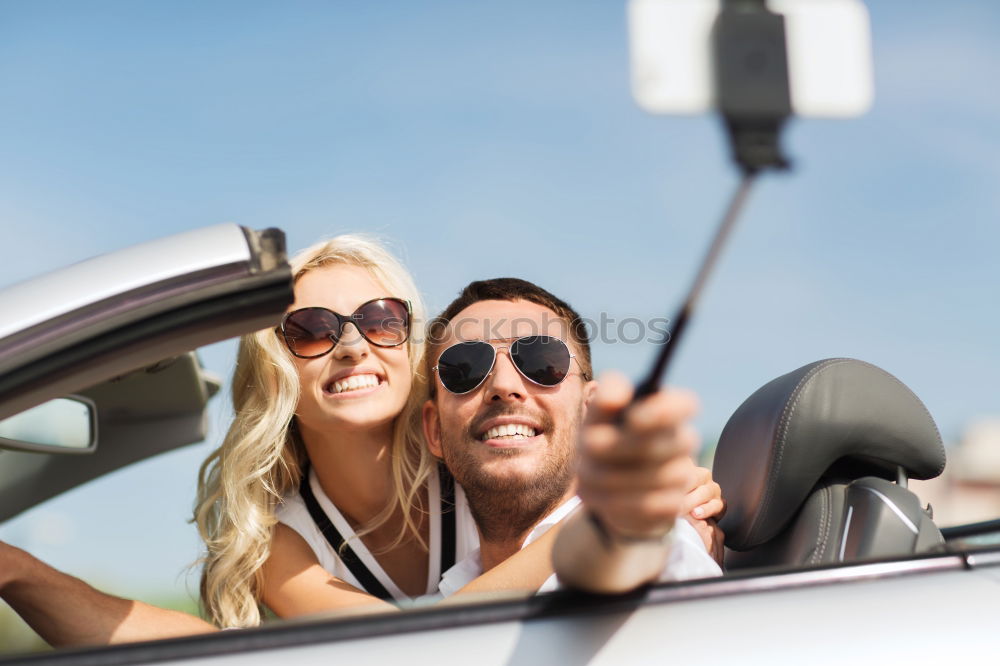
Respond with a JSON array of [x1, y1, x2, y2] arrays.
[[577, 372, 700, 540], [681, 466, 726, 565], [682, 465, 724, 521], [553, 373, 706, 593]]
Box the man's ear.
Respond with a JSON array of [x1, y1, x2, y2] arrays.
[[422, 399, 444, 459], [579, 378, 600, 423]]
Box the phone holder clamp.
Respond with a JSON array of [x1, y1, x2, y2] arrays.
[[713, 0, 793, 174]]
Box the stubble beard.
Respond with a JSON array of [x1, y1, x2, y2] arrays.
[[441, 407, 578, 544]]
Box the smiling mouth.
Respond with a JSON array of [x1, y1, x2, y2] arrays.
[[326, 373, 382, 395], [481, 424, 539, 441]]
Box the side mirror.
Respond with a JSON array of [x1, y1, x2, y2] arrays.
[[0, 396, 97, 454]]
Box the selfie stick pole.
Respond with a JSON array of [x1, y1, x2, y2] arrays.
[[632, 173, 756, 400], [632, 0, 792, 402]]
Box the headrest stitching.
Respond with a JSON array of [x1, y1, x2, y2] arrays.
[[748, 358, 852, 545]]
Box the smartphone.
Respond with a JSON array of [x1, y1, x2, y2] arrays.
[[628, 0, 874, 117]]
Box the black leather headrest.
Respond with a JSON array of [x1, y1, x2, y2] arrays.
[[714, 358, 945, 551]]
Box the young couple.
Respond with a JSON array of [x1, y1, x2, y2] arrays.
[[0, 235, 724, 646]]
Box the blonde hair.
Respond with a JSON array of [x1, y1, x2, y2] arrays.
[[194, 234, 433, 628]]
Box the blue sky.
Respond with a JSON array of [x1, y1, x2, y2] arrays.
[[1, 0, 999, 607]]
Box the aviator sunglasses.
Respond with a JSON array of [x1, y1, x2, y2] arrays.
[[433, 335, 589, 395], [279, 297, 411, 358]]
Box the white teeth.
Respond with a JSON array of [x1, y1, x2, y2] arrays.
[[331, 374, 379, 394], [482, 424, 538, 441]]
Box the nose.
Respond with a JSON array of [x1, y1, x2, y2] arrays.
[[483, 348, 526, 403], [331, 321, 370, 362]]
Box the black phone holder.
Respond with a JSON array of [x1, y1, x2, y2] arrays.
[[632, 0, 797, 400], [713, 0, 793, 174]]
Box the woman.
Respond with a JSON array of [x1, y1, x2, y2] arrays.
[[194, 235, 463, 627]]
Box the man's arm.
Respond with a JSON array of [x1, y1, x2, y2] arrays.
[[553, 372, 704, 593], [445, 465, 726, 600], [0, 541, 216, 646]]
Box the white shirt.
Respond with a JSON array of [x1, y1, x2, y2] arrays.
[[276, 465, 479, 602], [437, 496, 722, 597]]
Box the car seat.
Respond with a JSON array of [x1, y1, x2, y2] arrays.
[[713, 358, 947, 570]]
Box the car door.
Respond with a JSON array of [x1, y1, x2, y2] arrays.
[[0, 223, 293, 522]]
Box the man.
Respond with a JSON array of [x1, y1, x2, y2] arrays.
[[0, 277, 722, 646], [422, 278, 722, 595]]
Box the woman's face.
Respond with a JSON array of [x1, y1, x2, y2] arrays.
[[289, 263, 412, 440]]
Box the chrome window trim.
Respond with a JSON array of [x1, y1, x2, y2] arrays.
[[0, 224, 252, 343], [0, 263, 252, 376], [967, 550, 1000, 569], [0, 226, 291, 422]]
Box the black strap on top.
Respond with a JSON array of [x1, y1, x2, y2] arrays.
[[298, 465, 393, 600], [438, 463, 457, 575], [298, 463, 459, 599]]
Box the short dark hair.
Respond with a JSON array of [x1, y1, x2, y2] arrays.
[[427, 278, 592, 391]]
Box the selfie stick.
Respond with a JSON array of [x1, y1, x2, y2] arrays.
[[632, 0, 792, 402], [632, 173, 755, 400]]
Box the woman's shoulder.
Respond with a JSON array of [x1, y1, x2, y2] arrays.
[[274, 485, 309, 526], [272, 481, 338, 572]]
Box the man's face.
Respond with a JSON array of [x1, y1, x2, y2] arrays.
[[422, 299, 596, 510]]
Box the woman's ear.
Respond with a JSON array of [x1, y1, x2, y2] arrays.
[[422, 399, 443, 459]]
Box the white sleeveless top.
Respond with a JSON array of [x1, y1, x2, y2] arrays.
[[276, 465, 479, 602]]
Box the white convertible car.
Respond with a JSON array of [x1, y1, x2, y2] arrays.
[[1, 223, 998, 665]]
